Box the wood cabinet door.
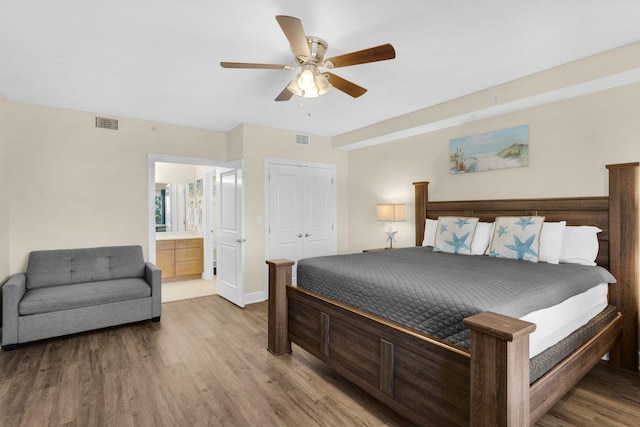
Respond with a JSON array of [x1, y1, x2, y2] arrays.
[[156, 249, 175, 278]]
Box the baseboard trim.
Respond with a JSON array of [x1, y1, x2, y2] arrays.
[[244, 291, 266, 305]]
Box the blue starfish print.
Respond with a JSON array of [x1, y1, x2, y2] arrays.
[[505, 234, 537, 260], [454, 218, 470, 228], [497, 225, 508, 237], [445, 232, 470, 254], [439, 224, 448, 234], [515, 217, 535, 230], [489, 249, 499, 257]]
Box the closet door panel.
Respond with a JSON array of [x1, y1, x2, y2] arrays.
[[269, 164, 305, 268], [303, 167, 335, 259]]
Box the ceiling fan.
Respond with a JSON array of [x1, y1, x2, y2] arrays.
[[220, 15, 396, 101]]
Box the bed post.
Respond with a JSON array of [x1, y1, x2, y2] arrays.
[[606, 162, 639, 371], [464, 312, 536, 426], [266, 259, 294, 356], [413, 181, 429, 246]]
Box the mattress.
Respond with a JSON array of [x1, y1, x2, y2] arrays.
[[524, 283, 608, 357], [297, 247, 616, 353]]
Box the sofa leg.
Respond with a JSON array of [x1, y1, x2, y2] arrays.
[[2, 344, 17, 351], [151, 316, 161, 322]]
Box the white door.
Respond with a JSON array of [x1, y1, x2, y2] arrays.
[[202, 168, 216, 280], [269, 163, 304, 268], [302, 166, 335, 259], [217, 161, 244, 307], [268, 162, 336, 282]]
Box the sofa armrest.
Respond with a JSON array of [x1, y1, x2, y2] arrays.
[[2, 273, 26, 347], [145, 262, 162, 318]]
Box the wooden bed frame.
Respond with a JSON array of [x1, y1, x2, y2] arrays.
[[267, 162, 638, 426]]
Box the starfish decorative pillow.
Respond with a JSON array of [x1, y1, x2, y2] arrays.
[[489, 216, 545, 262], [433, 216, 479, 255]]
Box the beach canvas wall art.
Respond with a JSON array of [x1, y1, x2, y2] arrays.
[[449, 125, 529, 174]]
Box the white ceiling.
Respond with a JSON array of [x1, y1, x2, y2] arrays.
[[2, 1, 640, 137]]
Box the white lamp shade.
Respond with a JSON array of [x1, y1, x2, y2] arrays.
[[377, 204, 394, 221], [394, 204, 406, 221], [377, 203, 406, 221]]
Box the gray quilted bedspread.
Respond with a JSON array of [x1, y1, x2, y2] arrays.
[[296, 247, 616, 349]]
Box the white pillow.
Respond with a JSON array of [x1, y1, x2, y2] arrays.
[[471, 222, 493, 255], [538, 221, 567, 264], [422, 218, 438, 247], [560, 226, 601, 266]]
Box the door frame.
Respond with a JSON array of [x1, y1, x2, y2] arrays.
[[263, 157, 337, 292], [147, 154, 238, 282]]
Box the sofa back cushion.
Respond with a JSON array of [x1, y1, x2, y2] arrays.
[[26, 245, 145, 289]]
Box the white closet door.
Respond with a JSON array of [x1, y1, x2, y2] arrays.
[[268, 161, 336, 283], [268, 164, 305, 278], [302, 166, 335, 259]]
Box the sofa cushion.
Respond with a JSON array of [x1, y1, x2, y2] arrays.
[[19, 278, 151, 316], [26, 246, 145, 289]]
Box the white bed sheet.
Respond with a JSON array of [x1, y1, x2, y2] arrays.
[[521, 283, 608, 358]]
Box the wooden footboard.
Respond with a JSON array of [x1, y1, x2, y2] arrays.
[[266, 260, 623, 426]]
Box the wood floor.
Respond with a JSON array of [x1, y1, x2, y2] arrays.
[[1, 296, 638, 427]]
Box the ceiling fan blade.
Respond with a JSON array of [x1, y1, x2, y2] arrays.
[[324, 43, 396, 68], [276, 15, 311, 60], [220, 62, 291, 70], [275, 86, 294, 102], [324, 73, 367, 98]]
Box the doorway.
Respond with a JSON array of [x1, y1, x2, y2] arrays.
[[147, 154, 245, 306]]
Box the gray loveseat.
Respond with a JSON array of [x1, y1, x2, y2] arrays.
[[2, 245, 161, 350]]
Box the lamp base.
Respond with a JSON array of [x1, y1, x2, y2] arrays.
[[384, 226, 398, 249]]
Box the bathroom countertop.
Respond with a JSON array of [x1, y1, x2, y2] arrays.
[[156, 232, 204, 241]]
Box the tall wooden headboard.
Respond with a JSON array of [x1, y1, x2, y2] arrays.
[[413, 162, 639, 371]]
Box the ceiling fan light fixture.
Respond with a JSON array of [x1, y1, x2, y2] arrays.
[[297, 65, 316, 90], [288, 65, 330, 99], [315, 73, 331, 96], [286, 77, 303, 96], [302, 87, 320, 98]]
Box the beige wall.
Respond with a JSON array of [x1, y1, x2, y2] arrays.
[[6, 101, 226, 273], [0, 100, 346, 301], [346, 45, 640, 351], [155, 162, 199, 184], [347, 82, 640, 251], [238, 123, 349, 296], [0, 93, 9, 284], [346, 42, 640, 251]]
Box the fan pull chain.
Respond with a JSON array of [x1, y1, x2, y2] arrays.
[[298, 94, 312, 117]]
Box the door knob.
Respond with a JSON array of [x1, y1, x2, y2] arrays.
[[304, 233, 312, 237], [296, 233, 303, 238], [236, 238, 246, 243]]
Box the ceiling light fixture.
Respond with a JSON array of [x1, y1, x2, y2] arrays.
[[287, 64, 331, 99]]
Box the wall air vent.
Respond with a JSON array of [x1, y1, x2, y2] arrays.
[[294, 133, 310, 145], [95, 116, 119, 130]]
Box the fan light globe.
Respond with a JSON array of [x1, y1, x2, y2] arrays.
[[315, 73, 330, 95], [298, 67, 316, 90], [302, 87, 319, 98]]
